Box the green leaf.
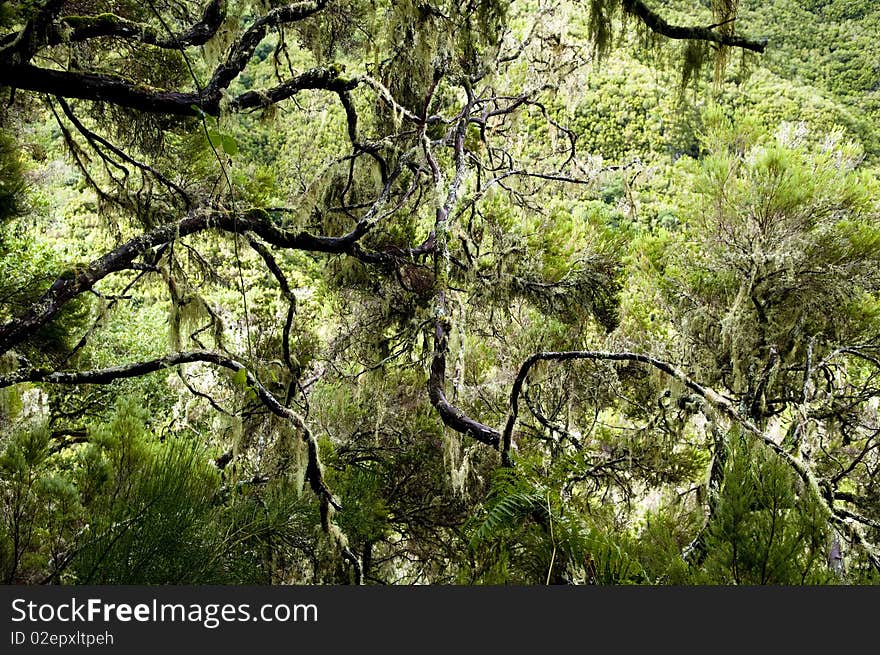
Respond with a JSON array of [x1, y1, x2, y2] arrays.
[[205, 129, 237, 156], [220, 134, 238, 156], [206, 129, 223, 150], [232, 368, 247, 387]]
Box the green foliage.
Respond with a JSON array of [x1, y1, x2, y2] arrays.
[[0, 224, 92, 363], [468, 468, 548, 550], [71, 401, 213, 583], [631, 505, 701, 584], [330, 466, 390, 547], [467, 466, 650, 584], [0, 421, 65, 583], [0, 129, 26, 230], [699, 433, 832, 584], [559, 54, 709, 164], [0, 1, 19, 28], [2, 0, 878, 586], [0, 400, 322, 584], [657, 112, 880, 396]]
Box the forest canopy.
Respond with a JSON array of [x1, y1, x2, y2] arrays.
[[0, 0, 878, 585]]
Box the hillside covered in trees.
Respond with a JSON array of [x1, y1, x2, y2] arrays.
[[0, 0, 878, 585]]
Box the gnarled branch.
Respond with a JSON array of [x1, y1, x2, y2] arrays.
[[427, 89, 502, 450], [502, 349, 880, 573], [0, 2, 335, 116], [0, 205, 389, 356], [39, 0, 226, 49], [623, 0, 767, 53]]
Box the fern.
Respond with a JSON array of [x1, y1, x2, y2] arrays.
[[469, 468, 544, 541], [469, 490, 548, 549]]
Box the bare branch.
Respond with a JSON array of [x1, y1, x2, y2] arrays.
[[54, 96, 191, 206]]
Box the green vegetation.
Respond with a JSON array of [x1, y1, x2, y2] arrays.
[[0, 0, 877, 585]]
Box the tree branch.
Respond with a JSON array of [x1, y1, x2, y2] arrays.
[[229, 67, 358, 112], [38, 0, 226, 49], [0, 348, 363, 581], [0, 64, 358, 117], [0, 208, 380, 356], [54, 95, 190, 206], [0, 2, 335, 116], [203, 1, 328, 103], [0, 0, 65, 64], [1, 65, 205, 115], [622, 0, 767, 53], [428, 92, 501, 450], [503, 348, 880, 573]]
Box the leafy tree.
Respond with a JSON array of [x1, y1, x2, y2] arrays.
[[0, 0, 876, 584]]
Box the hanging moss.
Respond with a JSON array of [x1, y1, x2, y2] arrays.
[[0, 130, 26, 230], [681, 40, 710, 92]]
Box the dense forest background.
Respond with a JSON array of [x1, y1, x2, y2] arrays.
[[0, 0, 878, 585]]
